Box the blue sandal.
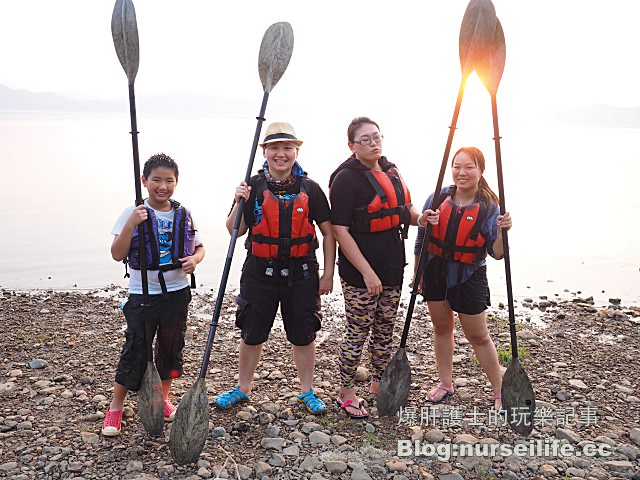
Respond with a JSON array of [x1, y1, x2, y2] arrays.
[[213, 386, 249, 410], [297, 389, 327, 416]]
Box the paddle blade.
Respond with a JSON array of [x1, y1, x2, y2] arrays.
[[139, 361, 164, 436], [501, 358, 536, 436], [477, 18, 506, 95], [377, 348, 411, 417], [111, 0, 140, 84], [258, 22, 294, 93], [170, 379, 210, 465], [459, 0, 498, 78]]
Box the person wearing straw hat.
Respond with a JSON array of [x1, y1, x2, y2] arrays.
[[213, 122, 335, 415]]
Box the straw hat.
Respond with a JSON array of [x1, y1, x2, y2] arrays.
[[260, 122, 303, 147]]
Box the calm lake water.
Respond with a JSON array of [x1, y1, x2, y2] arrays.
[[1, 111, 639, 306]]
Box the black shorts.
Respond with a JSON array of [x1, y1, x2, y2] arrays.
[[422, 259, 490, 315], [235, 260, 322, 346], [115, 286, 191, 391]]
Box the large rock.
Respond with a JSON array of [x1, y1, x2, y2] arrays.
[[260, 437, 285, 451], [556, 428, 581, 443], [324, 460, 348, 474], [309, 430, 331, 445]]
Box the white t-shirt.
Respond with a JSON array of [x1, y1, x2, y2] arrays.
[[111, 200, 202, 294]]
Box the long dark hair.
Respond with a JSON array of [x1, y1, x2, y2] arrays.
[[452, 147, 499, 206]]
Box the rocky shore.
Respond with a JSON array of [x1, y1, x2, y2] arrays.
[[1, 285, 639, 480]]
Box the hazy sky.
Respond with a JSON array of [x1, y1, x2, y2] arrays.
[[1, 1, 639, 297], [1, 0, 639, 116]]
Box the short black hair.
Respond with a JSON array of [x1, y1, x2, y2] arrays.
[[143, 153, 179, 179]]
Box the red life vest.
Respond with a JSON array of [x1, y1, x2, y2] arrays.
[[427, 195, 487, 264], [352, 168, 412, 236], [250, 176, 318, 259]]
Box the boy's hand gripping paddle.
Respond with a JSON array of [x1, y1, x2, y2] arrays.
[[111, 0, 164, 437]]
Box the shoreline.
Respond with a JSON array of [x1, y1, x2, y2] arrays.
[[2, 279, 639, 309], [1, 286, 639, 479], [2, 251, 640, 308]]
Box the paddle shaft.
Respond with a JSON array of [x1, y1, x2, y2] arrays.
[[198, 92, 269, 379], [127, 82, 150, 304], [490, 93, 518, 359], [399, 78, 468, 348], [126, 83, 159, 376]]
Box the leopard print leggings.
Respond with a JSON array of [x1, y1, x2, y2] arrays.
[[338, 281, 401, 388]]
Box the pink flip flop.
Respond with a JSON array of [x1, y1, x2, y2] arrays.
[[335, 398, 369, 419], [425, 385, 455, 404]]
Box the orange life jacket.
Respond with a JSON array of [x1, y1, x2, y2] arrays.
[[351, 168, 412, 237], [250, 176, 317, 259], [427, 194, 487, 264]]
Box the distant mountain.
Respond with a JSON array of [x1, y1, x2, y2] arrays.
[[0, 84, 123, 112], [546, 104, 640, 127], [0, 84, 255, 115], [4, 85, 638, 126]]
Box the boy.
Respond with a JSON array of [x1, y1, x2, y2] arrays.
[[102, 153, 205, 436]]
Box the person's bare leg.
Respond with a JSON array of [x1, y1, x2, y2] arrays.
[[109, 383, 128, 411], [292, 342, 315, 393], [458, 311, 502, 409], [161, 379, 172, 402], [426, 300, 455, 401], [238, 339, 264, 396]]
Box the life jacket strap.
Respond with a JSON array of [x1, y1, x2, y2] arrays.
[[400, 205, 411, 239], [429, 237, 484, 254], [251, 233, 315, 247], [364, 170, 388, 203], [158, 271, 168, 296], [470, 201, 488, 240]]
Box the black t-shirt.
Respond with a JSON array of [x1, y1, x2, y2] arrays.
[[240, 172, 331, 282], [329, 156, 408, 288]]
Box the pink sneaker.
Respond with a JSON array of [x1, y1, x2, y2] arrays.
[[164, 401, 177, 422], [101, 408, 123, 436]]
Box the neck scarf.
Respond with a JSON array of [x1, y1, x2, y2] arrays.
[[262, 161, 305, 194]]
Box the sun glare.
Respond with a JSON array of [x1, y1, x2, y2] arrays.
[[455, 71, 495, 148]]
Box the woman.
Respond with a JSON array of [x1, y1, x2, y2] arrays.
[[329, 117, 423, 419], [213, 122, 335, 416], [414, 146, 512, 411]]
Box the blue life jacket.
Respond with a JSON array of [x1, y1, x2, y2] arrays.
[[126, 199, 197, 292]]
